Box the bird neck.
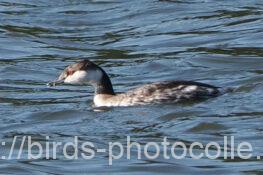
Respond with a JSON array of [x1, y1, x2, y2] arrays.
[[94, 68, 115, 95]]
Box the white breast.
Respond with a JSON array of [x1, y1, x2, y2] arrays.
[[94, 94, 116, 107]]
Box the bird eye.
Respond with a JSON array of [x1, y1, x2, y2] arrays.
[[67, 69, 75, 76]]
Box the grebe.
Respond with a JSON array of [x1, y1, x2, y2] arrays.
[[47, 60, 220, 107]]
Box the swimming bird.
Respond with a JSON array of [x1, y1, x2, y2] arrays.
[[47, 60, 220, 107]]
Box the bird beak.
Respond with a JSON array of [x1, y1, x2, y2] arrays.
[[47, 69, 68, 87], [47, 78, 64, 87]]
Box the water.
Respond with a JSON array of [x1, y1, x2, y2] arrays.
[[0, 0, 263, 174]]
